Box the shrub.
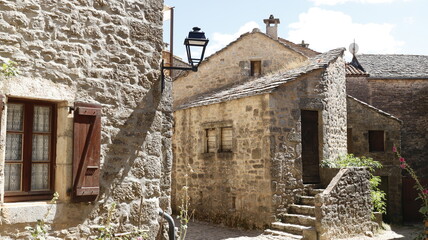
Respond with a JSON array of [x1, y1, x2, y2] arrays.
[[321, 154, 387, 214]]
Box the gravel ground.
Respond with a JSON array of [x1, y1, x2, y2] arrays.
[[175, 219, 425, 240]]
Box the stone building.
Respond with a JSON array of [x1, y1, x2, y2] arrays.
[[346, 95, 402, 223], [0, 1, 172, 239], [172, 16, 384, 239], [347, 54, 428, 222]]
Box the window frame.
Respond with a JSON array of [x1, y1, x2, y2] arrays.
[[4, 98, 57, 202]]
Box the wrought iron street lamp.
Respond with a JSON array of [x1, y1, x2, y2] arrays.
[[161, 27, 209, 90]]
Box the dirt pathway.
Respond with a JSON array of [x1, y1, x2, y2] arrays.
[[177, 220, 424, 240]]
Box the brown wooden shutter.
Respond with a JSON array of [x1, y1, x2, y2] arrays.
[[72, 102, 102, 202], [221, 127, 232, 152]]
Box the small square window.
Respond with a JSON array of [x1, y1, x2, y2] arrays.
[[221, 127, 232, 152], [250, 60, 261, 77], [369, 130, 384, 152]]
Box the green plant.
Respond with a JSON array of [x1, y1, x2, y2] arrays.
[[176, 167, 195, 240], [0, 60, 19, 77], [321, 154, 387, 214], [393, 146, 428, 221], [25, 192, 59, 240]]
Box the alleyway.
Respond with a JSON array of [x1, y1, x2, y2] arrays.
[[176, 219, 424, 240]]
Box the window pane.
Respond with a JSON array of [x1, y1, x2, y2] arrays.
[[7, 103, 23, 131], [221, 127, 232, 151], [31, 164, 49, 190], [32, 134, 50, 162], [33, 106, 51, 132], [5, 134, 23, 161], [5, 164, 22, 191]]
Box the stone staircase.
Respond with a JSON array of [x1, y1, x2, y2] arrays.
[[264, 184, 325, 239]]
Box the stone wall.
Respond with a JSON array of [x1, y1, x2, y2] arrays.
[[347, 96, 402, 222], [320, 55, 348, 161], [267, 54, 347, 216], [173, 95, 274, 229], [315, 168, 376, 240], [347, 77, 428, 179], [173, 31, 307, 106], [0, 1, 171, 239]]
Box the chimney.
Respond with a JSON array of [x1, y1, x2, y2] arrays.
[[299, 40, 309, 48], [263, 14, 280, 40]]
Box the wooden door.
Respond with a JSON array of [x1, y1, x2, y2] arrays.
[[301, 110, 320, 183]]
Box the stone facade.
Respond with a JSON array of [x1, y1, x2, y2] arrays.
[[315, 168, 376, 240], [0, 1, 172, 239], [173, 95, 273, 229], [347, 55, 428, 180], [173, 43, 348, 229], [173, 30, 307, 106], [268, 54, 347, 216], [347, 96, 402, 223]]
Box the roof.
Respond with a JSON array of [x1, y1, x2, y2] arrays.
[[278, 38, 320, 58], [346, 63, 369, 76], [356, 54, 428, 79], [201, 29, 318, 66], [176, 48, 345, 110], [347, 95, 402, 123]]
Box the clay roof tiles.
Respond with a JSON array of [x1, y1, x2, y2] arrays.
[[345, 63, 369, 76], [176, 48, 345, 110], [357, 54, 428, 79]]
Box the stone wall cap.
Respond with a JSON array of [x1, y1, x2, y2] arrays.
[[347, 95, 402, 123]]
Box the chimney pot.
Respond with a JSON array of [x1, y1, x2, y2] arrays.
[[263, 15, 280, 40]]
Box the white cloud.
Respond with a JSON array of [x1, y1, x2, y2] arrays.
[[287, 8, 405, 57], [310, 0, 410, 6], [204, 21, 260, 58]]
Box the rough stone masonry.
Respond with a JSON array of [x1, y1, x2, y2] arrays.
[[0, 0, 172, 239]]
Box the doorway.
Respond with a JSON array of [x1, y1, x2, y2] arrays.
[[301, 110, 320, 183]]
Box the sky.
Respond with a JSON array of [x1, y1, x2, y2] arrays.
[[163, 0, 427, 62]]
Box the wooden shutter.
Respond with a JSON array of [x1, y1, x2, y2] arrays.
[[206, 128, 216, 153], [369, 130, 385, 152], [72, 102, 101, 202], [221, 127, 232, 152]]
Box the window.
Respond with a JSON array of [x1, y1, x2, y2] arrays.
[[206, 128, 216, 153], [250, 60, 261, 77], [369, 130, 384, 152], [5, 99, 56, 202], [221, 127, 232, 152]]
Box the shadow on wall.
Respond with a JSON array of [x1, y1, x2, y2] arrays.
[[48, 80, 170, 238]]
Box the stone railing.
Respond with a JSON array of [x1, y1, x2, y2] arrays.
[[314, 168, 377, 240]]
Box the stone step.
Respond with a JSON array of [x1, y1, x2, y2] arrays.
[[306, 188, 324, 196], [281, 213, 316, 227], [264, 229, 303, 239], [289, 204, 315, 216], [271, 221, 312, 235], [299, 196, 315, 206]]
